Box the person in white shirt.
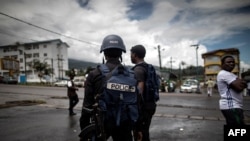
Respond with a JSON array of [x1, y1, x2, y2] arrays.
[[67, 70, 79, 116], [217, 55, 247, 125], [206, 78, 214, 97]]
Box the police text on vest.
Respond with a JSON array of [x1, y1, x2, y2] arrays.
[[107, 82, 136, 92]]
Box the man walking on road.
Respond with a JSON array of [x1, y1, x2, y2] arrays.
[[67, 69, 79, 116], [206, 78, 214, 97]]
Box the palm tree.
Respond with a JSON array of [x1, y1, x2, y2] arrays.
[[181, 61, 186, 68], [179, 61, 186, 82]]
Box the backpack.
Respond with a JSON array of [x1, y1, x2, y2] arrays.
[[134, 63, 160, 105], [98, 64, 139, 127]]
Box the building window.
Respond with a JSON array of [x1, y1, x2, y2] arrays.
[[20, 58, 23, 63], [3, 48, 10, 52], [24, 45, 32, 50], [206, 56, 220, 62], [33, 45, 39, 49], [26, 54, 32, 58], [11, 55, 18, 60], [44, 53, 47, 57], [13, 47, 18, 51], [44, 45, 47, 48], [33, 53, 40, 58]]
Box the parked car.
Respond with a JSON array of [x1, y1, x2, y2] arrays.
[[73, 78, 85, 87], [2, 76, 18, 84], [54, 80, 68, 87], [0, 76, 4, 83], [180, 83, 193, 93], [180, 79, 198, 93]]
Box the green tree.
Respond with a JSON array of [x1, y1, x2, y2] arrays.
[[32, 59, 52, 83]]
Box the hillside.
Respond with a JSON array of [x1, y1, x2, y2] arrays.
[[68, 58, 100, 70], [68, 58, 135, 70]]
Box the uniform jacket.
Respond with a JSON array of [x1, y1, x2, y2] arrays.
[[83, 59, 121, 108]]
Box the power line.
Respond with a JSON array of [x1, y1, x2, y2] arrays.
[[0, 31, 38, 42], [0, 12, 99, 46]]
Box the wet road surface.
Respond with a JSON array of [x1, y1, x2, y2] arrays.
[[0, 84, 250, 141]]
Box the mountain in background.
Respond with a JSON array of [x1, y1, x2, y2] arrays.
[[68, 58, 100, 70], [68, 58, 181, 80], [68, 58, 135, 70]]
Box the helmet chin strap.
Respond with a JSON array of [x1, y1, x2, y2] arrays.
[[102, 55, 123, 64], [120, 56, 122, 62], [102, 56, 105, 64]]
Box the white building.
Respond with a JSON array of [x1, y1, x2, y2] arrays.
[[0, 39, 69, 82]]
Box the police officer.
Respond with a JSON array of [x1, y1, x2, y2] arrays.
[[79, 34, 134, 141], [67, 69, 79, 116]]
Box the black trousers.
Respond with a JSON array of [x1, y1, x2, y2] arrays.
[[79, 113, 133, 141], [79, 109, 91, 130], [69, 94, 79, 113], [138, 108, 156, 141], [105, 120, 133, 141], [221, 108, 245, 125]]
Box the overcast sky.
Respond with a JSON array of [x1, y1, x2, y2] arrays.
[[0, 0, 250, 70]]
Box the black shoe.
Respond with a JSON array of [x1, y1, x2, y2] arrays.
[[70, 112, 77, 116]]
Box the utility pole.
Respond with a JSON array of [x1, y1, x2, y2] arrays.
[[57, 55, 64, 80], [190, 44, 200, 93], [24, 52, 26, 84], [168, 57, 175, 72], [51, 58, 53, 82], [190, 44, 199, 79], [157, 45, 162, 70], [154, 45, 165, 70], [18, 49, 27, 84], [44, 57, 54, 84], [57, 55, 60, 80]]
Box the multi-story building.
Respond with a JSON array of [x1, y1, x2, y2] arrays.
[[201, 48, 240, 81], [0, 39, 69, 82]]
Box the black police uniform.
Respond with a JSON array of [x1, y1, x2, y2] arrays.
[[79, 58, 133, 141]]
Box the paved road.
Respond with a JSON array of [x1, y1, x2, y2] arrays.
[[0, 84, 250, 141]]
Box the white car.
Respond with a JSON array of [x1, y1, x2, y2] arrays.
[[180, 79, 198, 93], [73, 78, 85, 87], [180, 83, 193, 93], [54, 80, 68, 87]]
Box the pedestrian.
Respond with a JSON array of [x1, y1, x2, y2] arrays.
[[79, 34, 135, 141], [67, 69, 79, 116], [130, 45, 158, 141], [206, 78, 214, 97], [217, 55, 247, 125], [247, 81, 250, 96]]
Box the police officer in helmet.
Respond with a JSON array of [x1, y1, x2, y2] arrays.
[[79, 34, 134, 141]]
